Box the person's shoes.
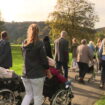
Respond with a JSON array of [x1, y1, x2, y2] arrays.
[[99, 84, 104, 89], [78, 79, 85, 84]]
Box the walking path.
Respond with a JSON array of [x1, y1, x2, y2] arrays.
[[70, 71, 105, 105], [44, 70, 105, 105]]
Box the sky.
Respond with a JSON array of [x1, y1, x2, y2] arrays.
[[0, 0, 105, 28]]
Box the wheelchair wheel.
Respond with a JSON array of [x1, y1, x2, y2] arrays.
[[50, 89, 72, 105], [0, 89, 15, 105]]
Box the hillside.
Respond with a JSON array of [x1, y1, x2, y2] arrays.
[[95, 27, 105, 33], [3, 21, 105, 43], [4, 21, 50, 43]]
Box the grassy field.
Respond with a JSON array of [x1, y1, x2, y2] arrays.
[[11, 44, 72, 75], [11, 45, 23, 75], [94, 96, 105, 105]]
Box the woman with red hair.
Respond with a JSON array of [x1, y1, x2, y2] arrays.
[[21, 24, 49, 105]]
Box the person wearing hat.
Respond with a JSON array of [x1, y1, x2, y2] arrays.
[[43, 36, 53, 58]]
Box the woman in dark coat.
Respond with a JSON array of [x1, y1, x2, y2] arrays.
[[21, 24, 49, 105], [0, 31, 12, 69]]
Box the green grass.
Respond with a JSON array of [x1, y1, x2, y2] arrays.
[[11, 45, 72, 75], [69, 53, 72, 66], [94, 96, 105, 105], [11, 45, 23, 75]]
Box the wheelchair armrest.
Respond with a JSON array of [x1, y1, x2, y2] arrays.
[[65, 80, 72, 89]]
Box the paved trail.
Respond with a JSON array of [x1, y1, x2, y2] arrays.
[[70, 71, 104, 105]]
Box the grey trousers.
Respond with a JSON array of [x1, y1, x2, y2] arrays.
[[21, 77, 45, 105]]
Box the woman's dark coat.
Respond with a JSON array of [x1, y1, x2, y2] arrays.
[[22, 40, 49, 79]]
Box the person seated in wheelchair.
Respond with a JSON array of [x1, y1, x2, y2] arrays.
[[43, 67, 67, 98], [0, 67, 18, 79], [0, 67, 24, 92]]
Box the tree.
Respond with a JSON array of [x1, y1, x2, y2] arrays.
[[48, 0, 98, 43], [0, 11, 5, 34]]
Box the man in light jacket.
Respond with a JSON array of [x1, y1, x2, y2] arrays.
[[77, 39, 93, 84]]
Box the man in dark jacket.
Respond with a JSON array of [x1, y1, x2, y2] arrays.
[[0, 31, 12, 69], [43, 36, 53, 58], [54, 31, 69, 79]]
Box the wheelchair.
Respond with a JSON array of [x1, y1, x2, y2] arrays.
[[0, 76, 25, 105], [0, 89, 15, 105], [43, 76, 74, 105], [0, 75, 73, 105], [50, 81, 73, 105]]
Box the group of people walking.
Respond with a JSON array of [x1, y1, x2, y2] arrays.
[[0, 23, 105, 105], [71, 37, 105, 88]]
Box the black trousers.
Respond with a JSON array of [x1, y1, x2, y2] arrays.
[[78, 62, 89, 79], [56, 61, 68, 79], [101, 60, 105, 84]]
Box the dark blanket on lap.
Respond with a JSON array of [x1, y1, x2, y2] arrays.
[[43, 76, 64, 98], [0, 76, 25, 92]]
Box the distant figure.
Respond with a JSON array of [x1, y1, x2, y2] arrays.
[[21, 24, 49, 105], [71, 38, 79, 71], [99, 38, 105, 89], [54, 31, 69, 79], [96, 38, 102, 52], [77, 39, 93, 84], [0, 31, 12, 69], [43, 36, 53, 58], [96, 38, 102, 71], [88, 41, 95, 56]]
